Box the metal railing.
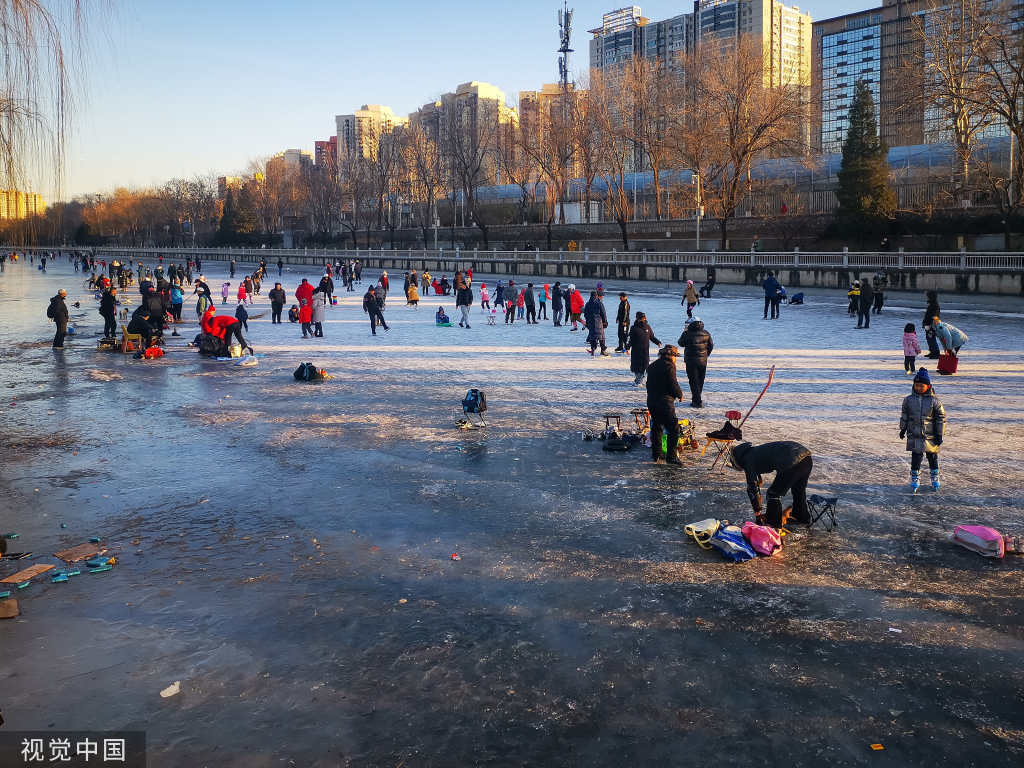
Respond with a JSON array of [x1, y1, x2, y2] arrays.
[[78, 245, 1024, 272]]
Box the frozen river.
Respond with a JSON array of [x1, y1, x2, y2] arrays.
[[1, 255, 1023, 766]]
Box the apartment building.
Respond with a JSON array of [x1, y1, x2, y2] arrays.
[[589, 2, 811, 85], [813, 1, 933, 153], [314, 136, 337, 167], [0, 190, 46, 219], [335, 105, 409, 161]]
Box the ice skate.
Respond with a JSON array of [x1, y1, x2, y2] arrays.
[[931, 469, 941, 490], [910, 470, 920, 493]]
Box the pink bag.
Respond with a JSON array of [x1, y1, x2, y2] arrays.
[[952, 525, 1004, 558], [742, 522, 782, 556]]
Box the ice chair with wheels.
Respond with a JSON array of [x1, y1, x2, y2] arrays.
[[807, 494, 839, 531]]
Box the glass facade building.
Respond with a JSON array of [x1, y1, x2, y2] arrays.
[[819, 15, 882, 153]]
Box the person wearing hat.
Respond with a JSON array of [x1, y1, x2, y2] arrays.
[[550, 281, 564, 326], [583, 291, 609, 355], [726, 441, 813, 528], [613, 291, 631, 352], [872, 270, 888, 314], [362, 285, 389, 335], [682, 280, 700, 320], [625, 311, 661, 385], [899, 367, 946, 491], [645, 344, 685, 465], [678, 317, 714, 408]]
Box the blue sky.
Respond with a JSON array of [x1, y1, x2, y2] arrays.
[[58, 0, 870, 199]]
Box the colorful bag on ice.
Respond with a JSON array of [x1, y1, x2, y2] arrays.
[[952, 525, 1004, 558], [741, 522, 782, 556], [709, 524, 757, 562], [684, 518, 720, 549]]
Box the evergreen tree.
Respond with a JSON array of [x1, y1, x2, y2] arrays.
[[214, 188, 259, 245], [834, 80, 897, 223]]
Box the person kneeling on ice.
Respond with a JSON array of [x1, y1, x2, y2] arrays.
[[726, 441, 813, 529], [436, 306, 451, 325], [288, 304, 300, 323], [899, 368, 945, 491]]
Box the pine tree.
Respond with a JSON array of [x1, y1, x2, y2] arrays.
[[214, 188, 259, 245], [834, 80, 897, 223]]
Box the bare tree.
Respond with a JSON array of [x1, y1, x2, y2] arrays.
[[364, 125, 404, 247], [589, 69, 636, 249], [403, 122, 444, 247], [0, 0, 104, 192], [245, 156, 287, 246], [302, 155, 342, 246], [903, 0, 992, 198], [624, 54, 677, 220]]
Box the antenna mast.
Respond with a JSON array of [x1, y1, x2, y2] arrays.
[[558, 2, 574, 99]]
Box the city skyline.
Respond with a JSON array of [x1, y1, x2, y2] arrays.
[[57, 0, 869, 201]]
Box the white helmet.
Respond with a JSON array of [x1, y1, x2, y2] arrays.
[[568, 284, 576, 292]]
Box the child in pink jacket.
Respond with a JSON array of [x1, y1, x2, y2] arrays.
[[903, 323, 921, 374]]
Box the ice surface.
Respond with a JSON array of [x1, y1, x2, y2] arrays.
[[1, 255, 1023, 765]]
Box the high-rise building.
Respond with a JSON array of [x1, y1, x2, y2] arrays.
[[589, 2, 811, 85], [335, 105, 409, 161], [315, 137, 337, 167], [813, 1, 934, 153], [0, 190, 45, 219]]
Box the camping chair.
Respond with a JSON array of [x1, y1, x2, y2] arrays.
[[807, 494, 839, 531], [486, 310, 497, 326], [702, 410, 743, 470], [120, 325, 143, 354]]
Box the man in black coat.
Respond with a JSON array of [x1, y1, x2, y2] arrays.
[[678, 317, 714, 408], [362, 286, 389, 335], [614, 292, 630, 352], [127, 307, 155, 348], [551, 281, 564, 326], [99, 287, 119, 339], [645, 344, 685, 465], [48, 289, 70, 348], [726, 441, 813, 528], [268, 283, 287, 324], [857, 278, 874, 329], [583, 291, 609, 355]]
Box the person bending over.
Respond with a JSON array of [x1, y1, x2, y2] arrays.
[[726, 441, 813, 529]]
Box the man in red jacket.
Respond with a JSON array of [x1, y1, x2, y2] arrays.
[[202, 305, 252, 356], [295, 278, 314, 307]]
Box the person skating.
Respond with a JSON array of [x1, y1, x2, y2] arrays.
[[170, 282, 184, 322], [221, 282, 231, 305], [479, 283, 490, 311], [311, 290, 326, 336], [524, 283, 538, 323], [568, 284, 585, 331], [230, 260, 236, 278], [899, 368, 945, 491], [584, 291, 609, 356], [762, 272, 781, 320], [678, 317, 713, 408], [726, 441, 814, 528], [551, 281, 564, 326], [318, 274, 334, 306], [857, 278, 874, 329], [646, 345, 684, 466], [47, 289, 70, 348], [614, 292, 630, 352], [421, 270, 432, 299], [923, 291, 942, 358], [99, 287, 119, 339], [682, 280, 700, 320], [299, 300, 313, 339], [515, 287, 526, 320], [624, 311, 661, 385], [295, 278, 314, 310], [407, 281, 420, 307], [872, 271, 887, 314], [847, 283, 860, 316], [456, 280, 474, 328], [269, 283, 287, 324], [362, 286, 389, 335], [235, 301, 249, 332], [903, 323, 921, 374], [278, 258, 284, 277]]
